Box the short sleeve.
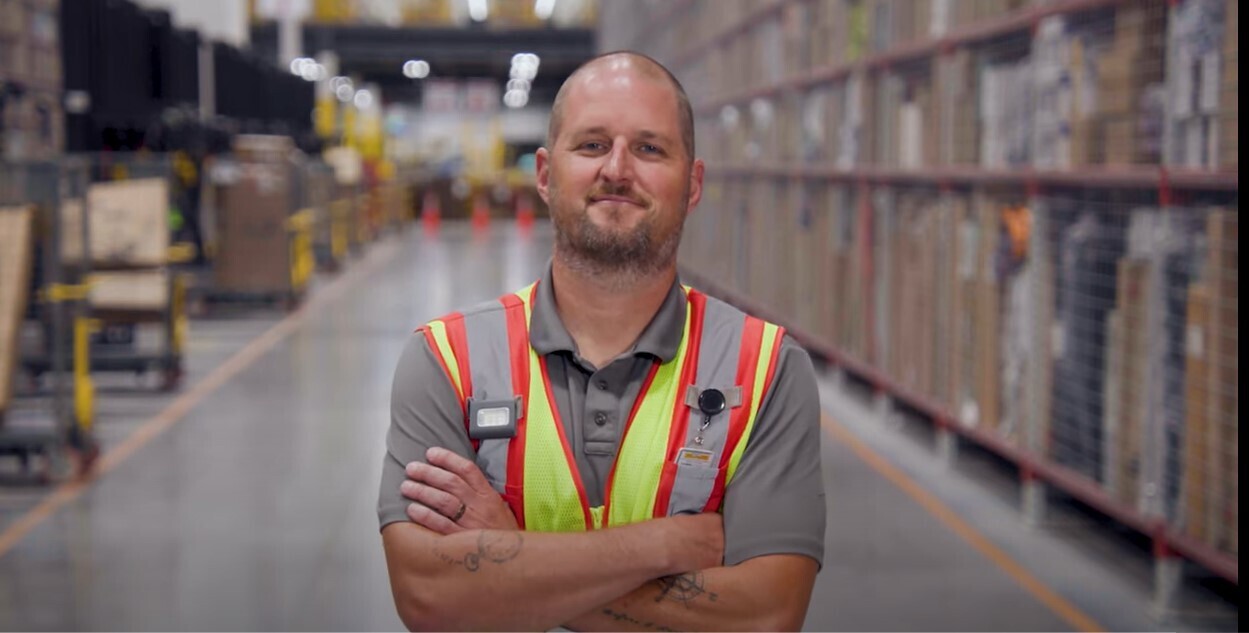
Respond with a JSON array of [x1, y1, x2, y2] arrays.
[[377, 332, 476, 529], [720, 336, 826, 567]]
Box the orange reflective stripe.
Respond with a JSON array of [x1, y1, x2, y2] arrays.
[[500, 292, 530, 528], [652, 289, 706, 518], [702, 315, 767, 512], [443, 314, 472, 403]]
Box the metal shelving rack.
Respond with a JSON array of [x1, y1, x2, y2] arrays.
[[0, 157, 99, 479], [604, 0, 1239, 612]]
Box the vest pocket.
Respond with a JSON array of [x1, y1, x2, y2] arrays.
[[668, 462, 720, 516]]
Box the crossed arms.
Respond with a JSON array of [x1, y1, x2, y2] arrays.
[[381, 449, 819, 632]]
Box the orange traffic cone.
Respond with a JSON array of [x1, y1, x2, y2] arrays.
[[421, 190, 441, 234], [516, 192, 535, 233], [471, 193, 491, 233]]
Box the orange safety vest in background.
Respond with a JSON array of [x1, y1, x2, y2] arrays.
[[417, 282, 785, 531]]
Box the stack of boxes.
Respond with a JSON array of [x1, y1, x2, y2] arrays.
[[1180, 210, 1238, 554], [69, 178, 171, 313], [215, 136, 301, 298], [1099, 4, 1167, 166], [1165, 0, 1225, 168], [1217, 0, 1236, 170], [936, 49, 978, 166], [0, 0, 63, 159]]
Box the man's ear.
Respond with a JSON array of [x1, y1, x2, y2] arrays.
[[686, 158, 705, 214], [536, 147, 551, 205]]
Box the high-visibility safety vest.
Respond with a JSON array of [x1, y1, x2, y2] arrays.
[[416, 282, 785, 532]]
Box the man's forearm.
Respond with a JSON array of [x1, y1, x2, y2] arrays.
[[383, 515, 720, 631], [564, 555, 819, 632]]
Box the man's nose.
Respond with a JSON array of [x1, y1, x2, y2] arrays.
[[599, 139, 634, 184]]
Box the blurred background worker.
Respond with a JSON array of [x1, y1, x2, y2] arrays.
[[0, 1, 1238, 631], [378, 52, 824, 631]]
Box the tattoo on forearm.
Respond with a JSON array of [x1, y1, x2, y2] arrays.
[[602, 608, 676, 632], [652, 572, 718, 606], [433, 531, 523, 572]]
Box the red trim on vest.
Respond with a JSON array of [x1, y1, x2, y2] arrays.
[[701, 315, 768, 512], [443, 314, 473, 402], [599, 360, 661, 528], [653, 289, 706, 517], [500, 292, 530, 529], [437, 314, 478, 452]]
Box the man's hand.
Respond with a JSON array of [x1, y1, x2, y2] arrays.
[[401, 447, 520, 534]]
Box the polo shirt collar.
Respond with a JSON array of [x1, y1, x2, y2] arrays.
[[527, 261, 687, 364]]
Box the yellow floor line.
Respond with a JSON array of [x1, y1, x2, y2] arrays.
[[0, 239, 402, 559], [821, 413, 1104, 633]]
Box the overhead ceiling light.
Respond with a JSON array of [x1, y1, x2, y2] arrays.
[[299, 62, 320, 81], [403, 60, 418, 78], [506, 78, 530, 92], [468, 0, 488, 22], [534, 0, 556, 20], [503, 89, 528, 109], [509, 65, 537, 81], [354, 89, 374, 109], [289, 57, 312, 75], [336, 83, 354, 102], [331, 76, 352, 91], [412, 60, 429, 79]]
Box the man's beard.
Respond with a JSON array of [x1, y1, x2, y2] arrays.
[[551, 185, 685, 286]]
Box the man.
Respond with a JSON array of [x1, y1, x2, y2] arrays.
[[379, 51, 825, 631]]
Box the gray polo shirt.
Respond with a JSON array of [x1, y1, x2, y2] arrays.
[[378, 265, 826, 567]]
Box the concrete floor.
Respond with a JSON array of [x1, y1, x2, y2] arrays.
[[0, 221, 1237, 631]]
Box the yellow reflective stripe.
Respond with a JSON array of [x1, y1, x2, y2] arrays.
[[515, 280, 589, 532], [606, 288, 693, 527], [516, 283, 537, 324], [523, 342, 588, 532], [727, 322, 782, 479], [426, 320, 463, 397]]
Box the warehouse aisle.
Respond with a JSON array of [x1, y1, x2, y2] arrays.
[[0, 222, 1225, 631]]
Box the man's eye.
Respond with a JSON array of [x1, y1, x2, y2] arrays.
[[639, 144, 662, 154], [580, 142, 606, 151]]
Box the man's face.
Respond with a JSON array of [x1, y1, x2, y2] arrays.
[[536, 62, 703, 278]]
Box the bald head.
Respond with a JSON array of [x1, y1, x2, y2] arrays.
[[547, 51, 695, 161]]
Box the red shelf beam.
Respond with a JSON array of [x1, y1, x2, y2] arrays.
[[706, 164, 1239, 192], [690, 0, 1125, 114]]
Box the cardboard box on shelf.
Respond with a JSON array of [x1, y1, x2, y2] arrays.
[[1204, 210, 1237, 554], [1181, 282, 1213, 542], [1110, 257, 1151, 508], [0, 205, 33, 413], [85, 178, 170, 268], [215, 163, 295, 294], [89, 269, 169, 311]]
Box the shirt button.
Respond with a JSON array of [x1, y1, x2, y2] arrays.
[[596, 379, 609, 390], [594, 412, 608, 426]]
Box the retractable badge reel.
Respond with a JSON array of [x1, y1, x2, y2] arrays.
[[693, 388, 726, 446]]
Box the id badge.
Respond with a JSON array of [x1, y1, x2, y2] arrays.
[[676, 447, 715, 468]]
